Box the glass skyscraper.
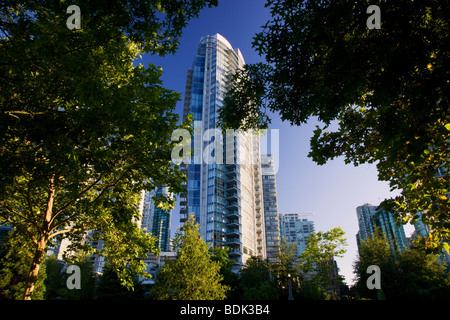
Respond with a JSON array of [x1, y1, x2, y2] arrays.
[[262, 154, 281, 263], [355, 204, 378, 248], [138, 186, 172, 252], [355, 203, 408, 258], [179, 34, 266, 269], [279, 213, 315, 259]]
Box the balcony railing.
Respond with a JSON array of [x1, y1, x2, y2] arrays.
[[226, 193, 238, 201], [226, 201, 240, 210], [226, 228, 241, 236], [225, 238, 241, 246], [226, 210, 239, 218], [228, 248, 241, 256], [226, 219, 240, 228]]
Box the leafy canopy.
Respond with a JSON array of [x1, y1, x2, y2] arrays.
[[0, 0, 217, 298], [219, 0, 450, 251], [0, 231, 47, 300], [299, 227, 347, 293], [354, 233, 450, 299]]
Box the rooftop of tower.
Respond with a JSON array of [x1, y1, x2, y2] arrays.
[[200, 33, 245, 65]]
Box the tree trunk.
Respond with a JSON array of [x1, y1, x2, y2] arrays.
[[23, 236, 47, 300], [23, 175, 55, 300]]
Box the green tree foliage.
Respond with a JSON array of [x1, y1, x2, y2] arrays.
[[59, 255, 97, 300], [95, 264, 145, 300], [0, 0, 217, 299], [237, 257, 278, 300], [298, 280, 330, 300], [395, 243, 450, 299], [354, 234, 450, 299], [271, 237, 301, 299], [151, 215, 229, 300], [274, 237, 300, 278], [45, 255, 143, 300], [218, 0, 450, 251], [0, 231, 46, 300], [43, 254, 63, 300], [299, 228, 347, 297], [353, 230, 398, 300], [210, 246, 240, 299]]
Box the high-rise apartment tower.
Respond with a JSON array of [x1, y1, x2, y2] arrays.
[[355, 203, 408, 258], [279, 213, 315, 258], [138, 186, 172, 252], [261, 154, 281, 263], [179, 34, 266, 269]]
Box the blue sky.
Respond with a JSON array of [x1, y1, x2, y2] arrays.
[[141, 0, 414, 285]]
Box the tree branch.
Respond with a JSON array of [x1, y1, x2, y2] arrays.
[[26, 179, 34, 219], [50, 168, 130, 232], [49, 173, 104, 228], [48, 227, 84, 240], [1, 203, 41, 234], [0, 215, 38, 245], [63, 30, 123, 56]]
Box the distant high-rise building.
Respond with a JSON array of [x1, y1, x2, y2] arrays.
[[412, 212, 431, 239], [355, 204, 378, 248], [138, 186, 172, 252], [261, 154, 281, 263], [279, 213, 315, 258], [355, 204, 408, 258], [372, 207, 408, 256], [179, 34, 266, 269]]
